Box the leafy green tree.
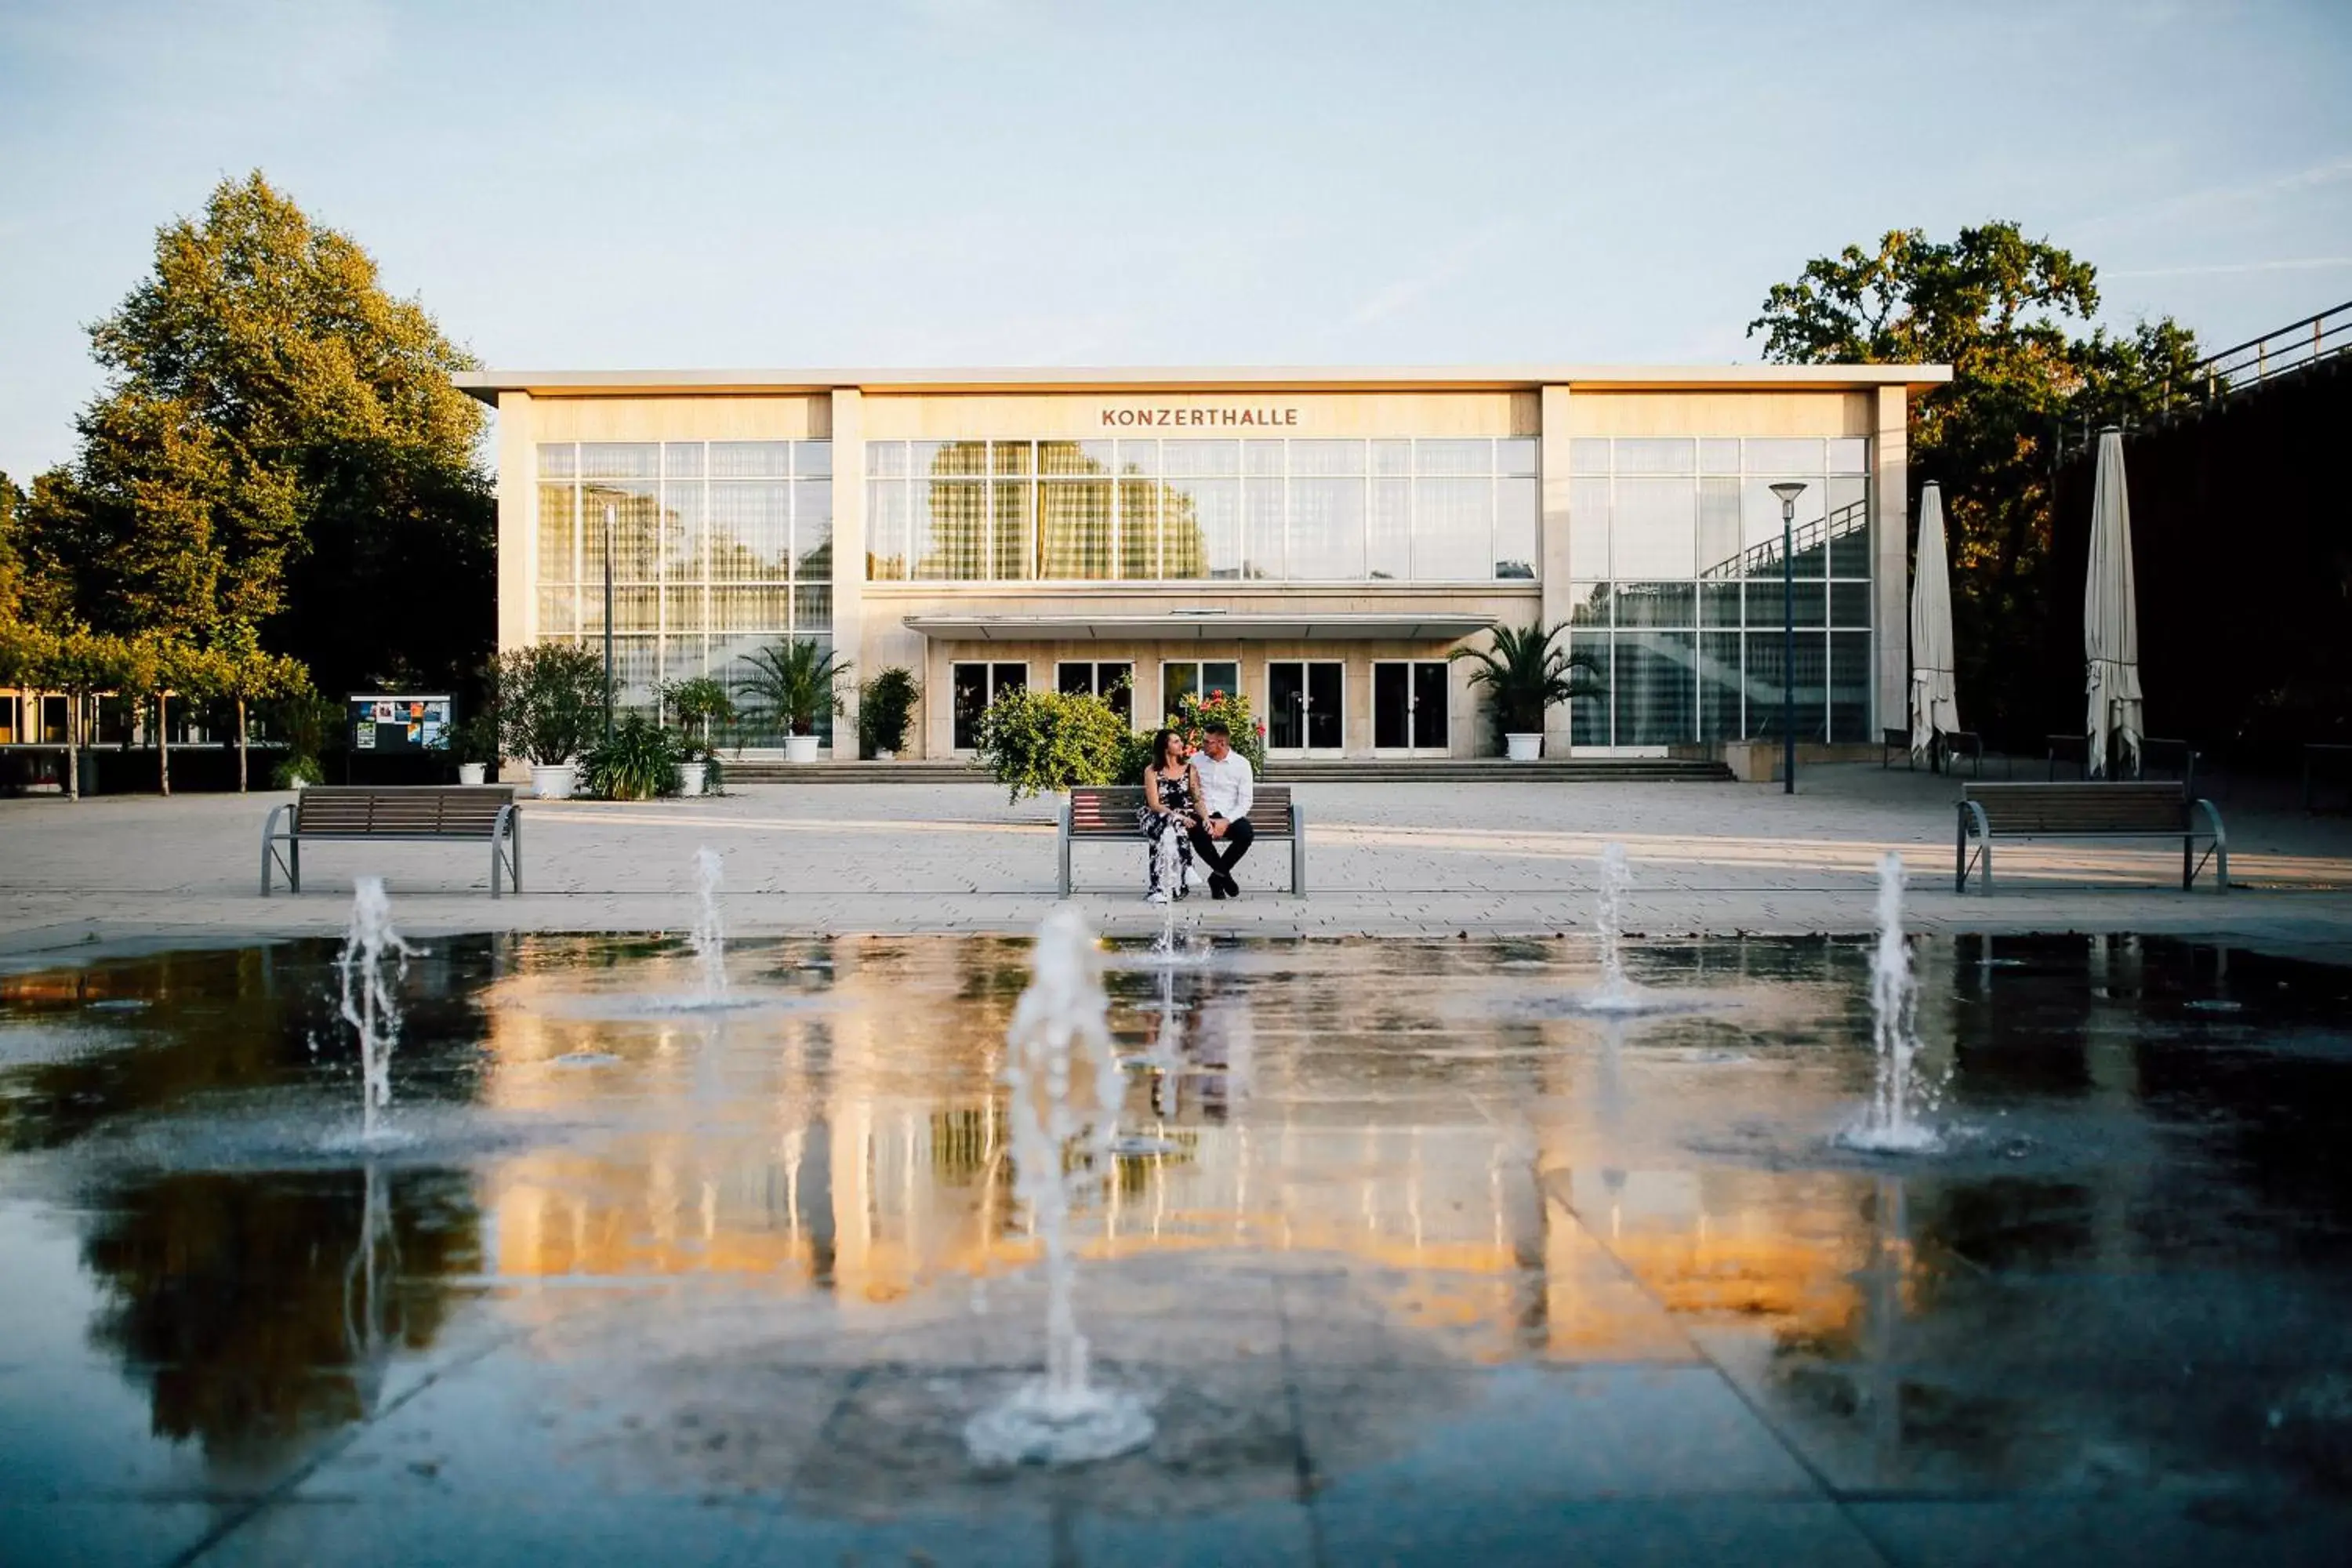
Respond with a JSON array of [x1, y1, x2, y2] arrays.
[[1750, 222, 2200, 739], [35, 172, 494, 701]]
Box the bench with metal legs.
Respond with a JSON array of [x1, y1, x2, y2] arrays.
[[262, 786, 522, 896], [1057, 784, 1305, 897], [1956, 782, 2225, 895]]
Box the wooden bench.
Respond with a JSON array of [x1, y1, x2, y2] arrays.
[[262, 786, 521, 896], [1058, 784, 1305, 897], [1956, 782, 2225, 895]]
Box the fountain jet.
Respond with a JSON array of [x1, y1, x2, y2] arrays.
[[336, 877, 416, 1145], [690, 846, 727, 1002], [965, 907, 1154, 1466], [1842, 852, 1942, 1152]]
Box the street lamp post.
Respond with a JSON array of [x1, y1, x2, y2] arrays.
[[601, 503, 616, 741], [1769, 481, 1809, 795]]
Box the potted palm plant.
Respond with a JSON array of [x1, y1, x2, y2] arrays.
[[1450, 619, 1603, 760], [740, 639, 850, 764], [659, 674, 735, 796]]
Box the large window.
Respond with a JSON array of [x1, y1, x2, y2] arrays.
[[867, 437, 1537, 583], [537, 441, 832, 735], [1566, 437, 1871, 746]]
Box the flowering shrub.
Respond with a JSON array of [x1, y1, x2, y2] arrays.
[[1171, 687, 1269, 775]]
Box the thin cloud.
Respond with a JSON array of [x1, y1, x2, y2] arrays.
[[2109, 256, 2352, 278], [2074, 152, 2352, 235]]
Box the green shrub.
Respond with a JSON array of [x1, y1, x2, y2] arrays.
[[269, 690, 340, 788], [857, 666, 921, 757], [974, 687, 1129, 801], [583, 712, 681, 800], [448, 710, 501, 766], [495, 643, 608, 764]]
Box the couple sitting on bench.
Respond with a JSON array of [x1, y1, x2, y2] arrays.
[[1138, 720, 1257, 904]]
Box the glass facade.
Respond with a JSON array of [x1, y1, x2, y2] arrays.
[[536, 441, 831, 735], [1567, 437, 1871, 746], [866, 437, 1538, 583]]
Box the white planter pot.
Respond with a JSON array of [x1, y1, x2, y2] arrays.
[[532, 762, 577, 800], [1506, 732, 1544, 762], [456, 762, 487, 786], [677, 761, 707, 797], [784, 735, 821, 764]]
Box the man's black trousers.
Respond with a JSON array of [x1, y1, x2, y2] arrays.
[[1188, 816, 1254, 879]]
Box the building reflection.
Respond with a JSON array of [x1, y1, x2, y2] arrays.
[[470, 936, 1895, 1363]]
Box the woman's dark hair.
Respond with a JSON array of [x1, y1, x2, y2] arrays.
[[1150, 728, 1184, 771]]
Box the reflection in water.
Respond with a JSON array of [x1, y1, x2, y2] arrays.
[[77, 1163, 479, 1478], [4, 931, 2352, 1500]]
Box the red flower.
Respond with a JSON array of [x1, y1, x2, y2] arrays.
[[1209, 688, 1225, 700]]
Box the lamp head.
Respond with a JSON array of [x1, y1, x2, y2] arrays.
[[1768, 481, 1808, 510]]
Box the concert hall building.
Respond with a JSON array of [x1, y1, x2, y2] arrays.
[[454, 364, 1947, 760]]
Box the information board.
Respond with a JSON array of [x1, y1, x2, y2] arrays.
[[349, 694, 452, 753]]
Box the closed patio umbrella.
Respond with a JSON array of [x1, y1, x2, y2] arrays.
[[1908, 481, 1962, 757], [2084, 428, 2143, 777]]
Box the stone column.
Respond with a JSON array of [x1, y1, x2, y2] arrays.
[[1538, 384, 1575, 754], [829, 388, 866, 762], [1873, 385, 1910, 735], [496, 390, 535, 654]]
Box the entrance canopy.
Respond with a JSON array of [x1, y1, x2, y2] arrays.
[[898, 612, 1497, 642]]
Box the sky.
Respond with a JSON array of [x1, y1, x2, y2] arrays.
[[2, 0, 2349, 480]]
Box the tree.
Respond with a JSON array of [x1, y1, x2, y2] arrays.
[[46, 172, 494, 701], [1750, 222, 2200, 739]]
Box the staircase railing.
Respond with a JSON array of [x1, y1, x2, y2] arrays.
[[1700, 498, 1870, 581]]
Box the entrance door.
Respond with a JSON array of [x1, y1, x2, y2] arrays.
[[1266, 660, 1344, 754], [952, 661, 1026, 750], [1372, 660, 1450, 754]]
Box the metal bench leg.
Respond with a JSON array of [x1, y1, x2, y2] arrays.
[[289, 836, 300, 894], [260, 805, 289, 895], [1058, 797, 1073, 898], [1292, 805, 1307, 895]]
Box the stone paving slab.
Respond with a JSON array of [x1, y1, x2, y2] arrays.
[[6, 767, 2352, 966]]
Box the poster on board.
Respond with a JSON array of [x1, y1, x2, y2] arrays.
[[348, 694, 454, 753]]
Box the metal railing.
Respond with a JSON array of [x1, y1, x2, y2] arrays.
[[1700, 499, 1870, 581], [2184, 298, 2352, 403]]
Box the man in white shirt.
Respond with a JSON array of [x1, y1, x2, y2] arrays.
[[1187, 720, 1256, 899]]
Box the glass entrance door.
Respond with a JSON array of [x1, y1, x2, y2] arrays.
[[1372, 661, 1450, 754], [1266, 660, 1343, 754], [952, 661, 1026, 750]]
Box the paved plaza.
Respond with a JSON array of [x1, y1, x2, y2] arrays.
[[6, 764, 2352, 963]]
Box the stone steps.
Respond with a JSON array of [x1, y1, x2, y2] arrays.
[[720, 758, 1734, 786]]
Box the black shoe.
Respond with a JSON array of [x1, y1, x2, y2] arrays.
[[1216, 873, 1240, 898], [1210, 877, 1228, 900]]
